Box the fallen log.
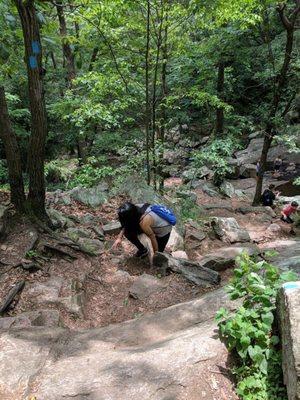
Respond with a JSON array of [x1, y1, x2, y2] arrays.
[[153, 252, 220, 287], [0, 280, 25, 315]]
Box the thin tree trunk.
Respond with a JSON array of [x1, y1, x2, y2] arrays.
[[0, 87, 26, 211], [145, 0, 151, 185], [158, 8, 168, 193], [15, 0, 48, 220], [216, 62, 225, 135], [253, 4, 298, 205], [88, 47, 99, 71], [56, 0, 76, 86]]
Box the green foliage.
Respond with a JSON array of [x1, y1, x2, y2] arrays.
[[178, 196, 202, 222], [216, 253, 298, 400], [68, 157, 115, 188], [45, 159, 77, 184], [0, 160, 8, 184], [192, 137, 242, 184]]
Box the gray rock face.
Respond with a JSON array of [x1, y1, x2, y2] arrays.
[[199, 244, 260, 271], [103, 221, 122, 235], [262, 239, 300, 273], [47, 208, 75, 229], [129, 274, 166, 300], [0, 205, 11, 239], [65, 227, 91, 242], [220, 181, 236, 198], [70, 183, 109, 207], [177, 189, 197, 202], [60, 293, 85, 317], [236, 205, 276, 218], [202, 182, 220, 197], [212, 217, 250, 244], [153, 252, 220, 287], [78, 238, 104, 256], [27, 276, 64, 304], [0, 289, 239, 400], [277, 282, 300, 400], [239, 163, 257, 178], [167, 228, 184, 251], [0, 309, 61, 330]]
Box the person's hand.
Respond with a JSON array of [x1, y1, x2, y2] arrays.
[[111, 238, 122, 250]]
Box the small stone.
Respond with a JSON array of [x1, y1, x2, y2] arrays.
[[78, 238, 104, 256], [172, 250, 189, 260], [103, 221, 122, 235], [212, 217, 250, 244], [60, 293, 85, 317], [129, 274, 166, 300]]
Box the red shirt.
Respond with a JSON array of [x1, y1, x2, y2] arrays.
[[283, 205, 298, 217]]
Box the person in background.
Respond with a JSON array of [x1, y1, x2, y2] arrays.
[[273, 155, 283, 176], [256, 160, 262, 181], [112, 202, 174, 259], [261, 184, 280, 208], [280, 201, 299, 235]]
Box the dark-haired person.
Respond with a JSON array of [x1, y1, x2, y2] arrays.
[[273, 155, 283, 176], [280, 201, 299, 235], [261, 184, 280, 208], [112, 202, 173, 258]]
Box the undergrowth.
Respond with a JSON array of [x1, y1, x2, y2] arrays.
[[216, 253, 298, 400]]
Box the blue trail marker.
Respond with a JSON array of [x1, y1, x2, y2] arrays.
[[31, 40, 40, 54], [29, 56, 38, 69]]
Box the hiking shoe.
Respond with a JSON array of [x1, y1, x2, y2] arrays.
[[135, 248, 149, 258]]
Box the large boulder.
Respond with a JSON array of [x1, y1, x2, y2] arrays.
[[153, 252, 220, 287], [103, 221, 122, 235], [0, 309, 61, 330], [0, 289, 239, 400], [277, 282, 300, 400], [262, 239, 300, 273], [78, 238, 104, 256], [211, 217, 250, 244], [199, 244, 260, 271], [47, 208, 75, 229], [27, 276, 64, 304], [70, 183, 109, 207], [239, 163, 257, 178], [167, 227, 184, 251], [220, 181, 236, 198]]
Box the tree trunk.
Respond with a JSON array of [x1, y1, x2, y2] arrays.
[[145, 0, 151, 185], [252, 4, 298, 205], [88, 47, 99, 71], [216, 62, 225, 135], [56, 0, 76, 86], [15, 0, 48, 220], [0, 87, 26, 212]]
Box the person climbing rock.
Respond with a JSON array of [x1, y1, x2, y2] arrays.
[[256, 160, 262, 181], [261, 184, 279, 208], [112, 202, 176, 259], [280, 201, 299, 235]]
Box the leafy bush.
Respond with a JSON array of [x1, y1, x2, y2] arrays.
[[216, 253, 298, 400], [178, 196, 202, 222], [192, 137, 242, 185], [45, 159, 77, 184], [68, 156, 115, 188]]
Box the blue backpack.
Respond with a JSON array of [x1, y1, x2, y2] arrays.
[[150, 204, 177, 226]]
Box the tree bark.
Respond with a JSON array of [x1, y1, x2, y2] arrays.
[[56, 0, 76, 86], [88, 47, 99, 71], [0, 87, 26, 211], [216, 62, 225, 135], [15, 0, 48, 220], [252, 4, 299, 205], [145, 0, 151, 185]]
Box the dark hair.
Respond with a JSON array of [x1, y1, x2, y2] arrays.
[[291, 201, 298, 207], [117, 202, 143, 234], [269, 184, 275, 190]]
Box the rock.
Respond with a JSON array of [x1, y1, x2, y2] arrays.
[[199, 244, 260, 271], [103, 221, 122, 235], [47, 208, 75, 229], [186, 229, 206, 243], [80, 213, 96, 224], [249, 131, 263, 139], [0, 309, 61, 330], [182, 166, 213, 183], [177, 190, 197, 202], [236, 205, 276, 218], [0, 289, 239, 400], [202, 182, 220, 197], [266, 223, 282, 235], [129, 274, 166, 300], [27, 277, 64, 304], [59, 293, 85, 317], [167, 228, 184, 251], [113, 270, 132, 282], [262, 239, 300, 273], [212, 217, 250, 244], [70, 183, 109, 207], [203, 204, 235, 212], [277, 282, 300, 400], [172, 250, 189, 259], [77, 238, 104, 256], [239, 163, 257, 178], [153, 252, 220, 287], [0, 205, 11, 239], [278, 195, 300, 205], [220, 181, 236, 198], [225, 158, 240, 179], [65, 227, 91, 242]]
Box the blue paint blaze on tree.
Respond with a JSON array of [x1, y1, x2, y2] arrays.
[[31, 40, 40, 54], [29, 55, 38, 69]]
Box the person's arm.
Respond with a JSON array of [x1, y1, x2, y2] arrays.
[[112, 228, 124, 249], [140, 215, 159, 253]]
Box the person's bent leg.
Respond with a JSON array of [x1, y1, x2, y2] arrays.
[[156, 233, 171, 252]]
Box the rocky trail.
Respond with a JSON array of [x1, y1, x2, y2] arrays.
[[0, 171, 299, 399]]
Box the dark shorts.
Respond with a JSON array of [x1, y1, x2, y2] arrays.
[[281, 215, 294, 224], [274, 165, 281, 171]]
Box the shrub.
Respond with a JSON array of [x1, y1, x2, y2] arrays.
[[45, 159, 77, 184], [216, 253, 298, 400], [0, 160, 8, 184]]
